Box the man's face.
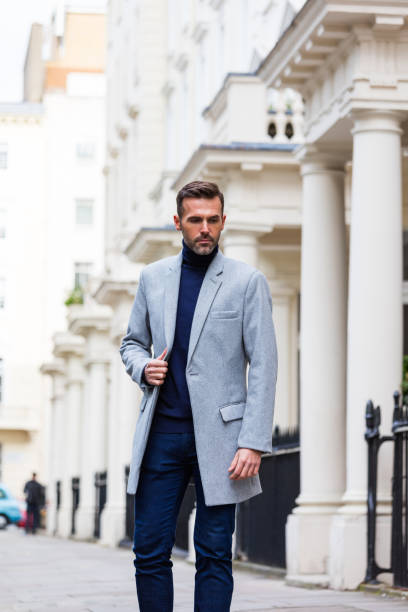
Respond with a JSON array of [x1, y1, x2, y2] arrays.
[[174, 197, 226, 255]]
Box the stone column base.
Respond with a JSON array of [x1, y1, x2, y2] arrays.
[[100, 503, 126, 547], [74, 505, 96, 540], [57, 505, 73, 538], [46, 501, 57, 536], [285, 510, 335, 585], [328, 510, 392, 589]]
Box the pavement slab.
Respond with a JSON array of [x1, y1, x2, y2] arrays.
[[0, 527, 407, 612]]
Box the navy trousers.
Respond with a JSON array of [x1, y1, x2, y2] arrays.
[[133, 431, 236, 612]]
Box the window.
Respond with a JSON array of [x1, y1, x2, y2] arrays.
[[76, 142, 95, 160], [74, 262, 92, 290], [0, 279, 5, 309], [0, 488, 5, 500], [75, 199, 94, 225]]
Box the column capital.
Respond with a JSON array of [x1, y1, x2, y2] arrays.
[[93, 278, 137, 307], [350, 109, 406, 136], [84, 354, 111, 368], [68, 304, 113, 337], [53, 332, 85, 359], [41, 360, 66, 400], [40, 359, 65, 378], [296, 144, 349, 176]]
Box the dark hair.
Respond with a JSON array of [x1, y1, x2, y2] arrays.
[[176, 181, 224, 218]]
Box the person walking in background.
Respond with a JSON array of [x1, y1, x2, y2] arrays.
[[23, 472, 45, 534], [120, 181, 278, 611]]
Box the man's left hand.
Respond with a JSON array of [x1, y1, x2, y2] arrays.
[[228, 448, 262, 480]]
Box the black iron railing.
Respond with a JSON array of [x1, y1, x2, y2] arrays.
[[391, 393, 408, 587], [56, 480, 61, 510], [122, 465, 134, 546], [94, 470, 107, 538], [236, 425, 300, 568], [71, 476, 80, 536], [365, 391, 408, 587]]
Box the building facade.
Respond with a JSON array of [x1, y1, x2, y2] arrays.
[[0, 4, 106, 504], [45, 0, 408, 593], [258, 0, 408, 589], [0, 104, 46, 495], [43, 0, 306, 552]]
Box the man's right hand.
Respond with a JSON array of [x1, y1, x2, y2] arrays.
[[144, 348, 168, 386]]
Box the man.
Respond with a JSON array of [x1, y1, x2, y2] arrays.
[[23, 472, 45, 534], [120, 181, 278, 611]]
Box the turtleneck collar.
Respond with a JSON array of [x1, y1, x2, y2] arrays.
[[182, 239, 219, 268]]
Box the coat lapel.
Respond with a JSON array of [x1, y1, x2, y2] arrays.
[[187, 250, 224, 367], [163, 252, 183, 356]]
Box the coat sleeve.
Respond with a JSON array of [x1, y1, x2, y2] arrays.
[[119, 271, 153, 392], [237, 270, 278, 454]]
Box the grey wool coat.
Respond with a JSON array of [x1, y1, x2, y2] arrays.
[[119, 248, 278, 506]]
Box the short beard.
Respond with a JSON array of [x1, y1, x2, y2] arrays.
[[183, 234, 217, 256]]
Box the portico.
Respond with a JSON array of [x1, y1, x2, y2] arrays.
[[258, 0, 408, 589]]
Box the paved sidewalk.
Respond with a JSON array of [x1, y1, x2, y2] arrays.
[[0, 527, 407, 611]]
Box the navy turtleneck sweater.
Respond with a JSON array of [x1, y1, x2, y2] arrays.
[[151, 239, 218, 433]]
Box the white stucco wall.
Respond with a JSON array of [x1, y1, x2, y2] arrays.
[[0, 106, 46, 497]]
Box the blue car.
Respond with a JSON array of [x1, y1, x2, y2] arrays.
[[0, 483, 23, 529]]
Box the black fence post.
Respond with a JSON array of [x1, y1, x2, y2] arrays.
[[94, 470, 107, 539], [71, 476, 80, 536], [391, 391, 408, 588], [55, 480, 61, 535], [364, 400, 381, 583], [364, 400, 393, 584], [119, 465, 134, 547]]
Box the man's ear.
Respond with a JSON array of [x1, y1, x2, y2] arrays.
[[174, 214, 181, 231]]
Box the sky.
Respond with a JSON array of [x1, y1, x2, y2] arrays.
[[0, 0, 106, 103]]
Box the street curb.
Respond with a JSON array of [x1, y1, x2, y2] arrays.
[[359, 582, 408, 601]]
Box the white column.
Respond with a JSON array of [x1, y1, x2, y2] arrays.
[[54, 333, 85, 538], [76, 343, 111, 538], [286, 149, 347, 585], [270, 285, 299, 430], [69, 308, 112, 540], [101, 298, 141, 546], [222, 230, 261, 267], [329, 111, 404, 589], [40, 360, 65, 536]]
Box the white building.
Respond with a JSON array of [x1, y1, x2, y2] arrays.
[[0, 104, 46, 496], [0, 4, 106, 505], [45, 0, 408, 594], [257, 0, 408, 590], [44, 0, 306, 550]]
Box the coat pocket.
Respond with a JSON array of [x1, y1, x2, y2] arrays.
[[219, 402, 246, 422], [211, 310, 239, 319]]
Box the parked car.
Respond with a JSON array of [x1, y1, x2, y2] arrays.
[[0, 483, 23, 529]]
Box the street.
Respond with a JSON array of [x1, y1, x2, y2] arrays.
[[0, 527, 407, 612]]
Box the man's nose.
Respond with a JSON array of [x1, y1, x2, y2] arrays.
[[201, 221, 209, 233]]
